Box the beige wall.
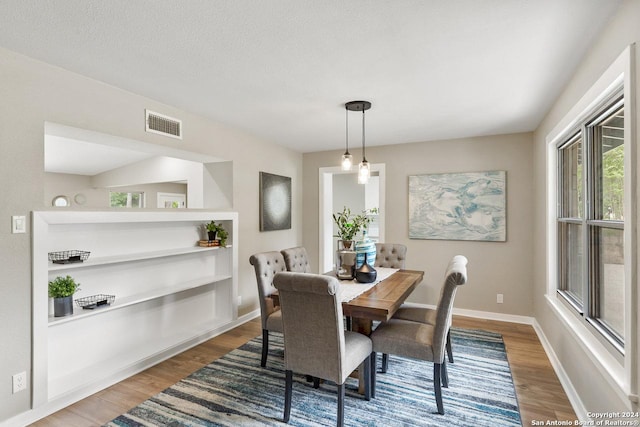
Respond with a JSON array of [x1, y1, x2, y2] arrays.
[[303, 133, 534, 315], [532, 0, 640, 415], [0, 47, 302, 421]]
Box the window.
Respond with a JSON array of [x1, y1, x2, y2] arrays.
[[109, 191, 144, 208], [557, 92, 625, 350]]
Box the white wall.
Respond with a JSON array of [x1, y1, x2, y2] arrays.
[[532, 0, 640, 416], [44, 172, 188, 209], [92, 156, 204, 207], [0, 46, 302, 421]]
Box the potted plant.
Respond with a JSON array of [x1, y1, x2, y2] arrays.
[[48, 275, 81, 317], [332, 207, 378, 249], [205, 220, 228, 247]]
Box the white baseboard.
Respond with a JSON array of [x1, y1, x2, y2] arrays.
[[401, 302, 535, 325], [2, 310, 261, 427], [532, 319, 589, 421]]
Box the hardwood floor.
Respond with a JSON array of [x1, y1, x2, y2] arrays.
[[31, 315, 575, 426]]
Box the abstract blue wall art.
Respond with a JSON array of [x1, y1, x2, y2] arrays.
[[409, 171, 506, 241]]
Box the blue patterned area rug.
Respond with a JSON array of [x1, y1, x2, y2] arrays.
[[105, 328, 521, 426]]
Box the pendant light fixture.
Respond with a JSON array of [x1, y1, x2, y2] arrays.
[[344, 100, 372, 184]]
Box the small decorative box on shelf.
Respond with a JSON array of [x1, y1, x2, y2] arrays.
[[198, 240, 220, 247], [48, 250, 91, 264], [75, 294, 115, 310]]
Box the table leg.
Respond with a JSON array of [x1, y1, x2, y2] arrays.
[[350, 317, 372, 394]]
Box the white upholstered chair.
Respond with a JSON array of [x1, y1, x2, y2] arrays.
[[249, 251, 287, 367], [281, 246, 312, 273], [370, 255, 468, 415], [273, 271, 373, 426]]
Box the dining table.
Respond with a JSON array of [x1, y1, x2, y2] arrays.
[[338, 268, 425, 335]]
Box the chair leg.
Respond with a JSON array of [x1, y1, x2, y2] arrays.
[[446, 329, 454, 364], [433, 363, 445, 415], [381, 353, 389, 373], [261, 329, 269, 367], [363, 355, 371, 401], [284, 370, 293, 422], [337, 383, 345, 427], [441, 360, 449, 388], [371, 352, 377, 399]]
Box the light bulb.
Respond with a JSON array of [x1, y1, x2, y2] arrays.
[[358, 160, 370, 184], [341, 153, 353, 171]]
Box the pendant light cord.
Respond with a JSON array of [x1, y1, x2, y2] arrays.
[[345, 106, 349, 155], [361, 108, 366, 161]]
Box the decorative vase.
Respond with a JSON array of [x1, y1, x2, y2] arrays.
[[355, 252, 377, 283], [53, 296, 73, 317], [355, 232, 376, 269], [336, 249, 357, 280], [207, 230, 217, 241]]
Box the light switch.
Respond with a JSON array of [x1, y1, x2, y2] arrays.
[[12, 216, 26, 234]]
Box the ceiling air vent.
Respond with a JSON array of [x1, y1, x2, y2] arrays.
[[145, 110, 182, 139]]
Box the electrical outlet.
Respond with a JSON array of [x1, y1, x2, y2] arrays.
[[497, 293, 504, 304], [237, 296, 242, 306], [12, 372, 26, 393]]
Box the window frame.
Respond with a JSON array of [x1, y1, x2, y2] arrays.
[[109, 190, 145, 208], [556, 90, 625, 353]]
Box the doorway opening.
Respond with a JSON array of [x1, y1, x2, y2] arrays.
[[319, 164, 386, 273]]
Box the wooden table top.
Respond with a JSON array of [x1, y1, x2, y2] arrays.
[[341, 269, 424, 322]]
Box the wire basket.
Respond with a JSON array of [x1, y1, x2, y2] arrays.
[[75, 294, 115, 310], [48, 250, 91, 264]]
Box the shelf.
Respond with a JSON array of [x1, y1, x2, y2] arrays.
[[48, 274, 232, 326], [48, 245, 232, 272]]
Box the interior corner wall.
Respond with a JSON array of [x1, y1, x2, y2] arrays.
[[531, 0, 640, 416], [303, 132, 535, 317], [0, 46, 302, 422]]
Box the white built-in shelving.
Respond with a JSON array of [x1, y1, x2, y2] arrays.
[[32, 210, 238, 410]]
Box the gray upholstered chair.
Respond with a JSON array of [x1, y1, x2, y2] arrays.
[[273, 271, 373, 427], [392, 246, 454, 364], [370, 255, 468, 415], [249, 251, 287, 367], [392, 307, 454, 364], [374, 243, 407, 269], [374, 243, 407, 372], [281, 246, 312, 273]]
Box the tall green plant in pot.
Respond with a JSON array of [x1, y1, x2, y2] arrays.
[[48, 275, 81, 317], [332, 207, 378, 249]]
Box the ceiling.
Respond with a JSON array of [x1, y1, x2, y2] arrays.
[[0, 0, 622, 153]]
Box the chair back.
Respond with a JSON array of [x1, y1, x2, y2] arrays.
[[374, 243, 407, 268], [273, 271, 346, 384], [249, 251, 287, 329], [432, 255, 468, 362], [281, 246, 312, 273]]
